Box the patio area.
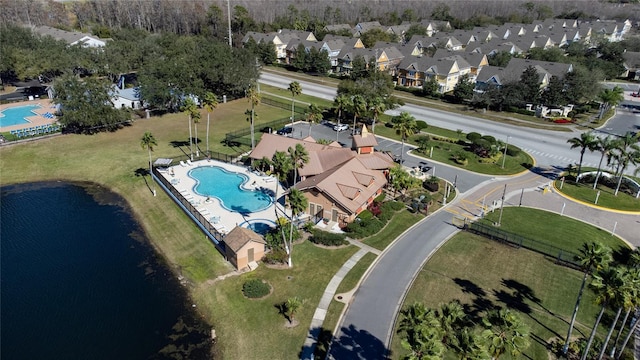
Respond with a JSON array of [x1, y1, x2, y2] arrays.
[[157, 159, 289, 239]]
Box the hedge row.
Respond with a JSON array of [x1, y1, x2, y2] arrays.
[[309, 229, 348, 246]]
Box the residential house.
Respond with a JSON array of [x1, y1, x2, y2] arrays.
[[433, 49, 488, 79], [353, 21, 383, 37], [223, 226, 266, 270], [386, 23, 412, 43], [419, 20, 451, 36], [110, 87, 142, 109], [397, 54, 471, 93], [622, 51, 640, 80], [475, 58, 573, 90], [32, 26, 106, 47]]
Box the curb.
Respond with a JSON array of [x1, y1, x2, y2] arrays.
[[327, 182, 459, 357], [552, 180, 640, 215]]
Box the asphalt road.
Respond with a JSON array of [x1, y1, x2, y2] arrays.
[[259, 72, 627, 173], [328, 210, 459, 360]]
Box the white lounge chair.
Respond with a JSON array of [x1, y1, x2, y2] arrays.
[[263, 176, 276, 183], [186, 160, 193, 166], [180, 161, 187, 167]]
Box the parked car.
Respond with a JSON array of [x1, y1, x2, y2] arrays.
[[276, 127, 293, 136], [333, 123, 349, 132]]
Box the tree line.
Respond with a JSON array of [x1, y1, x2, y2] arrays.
[[1, 1, 637, 45]]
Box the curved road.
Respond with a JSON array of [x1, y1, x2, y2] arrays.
[[258, 72, 639, 359]]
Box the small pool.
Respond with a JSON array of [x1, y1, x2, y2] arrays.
[[188, 166, 273, 214], [240, 219, 277, 236], [0, 105, 40, 128]]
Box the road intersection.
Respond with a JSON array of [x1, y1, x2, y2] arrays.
[[258, 72, 639, 359]]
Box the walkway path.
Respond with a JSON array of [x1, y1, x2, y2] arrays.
[[299, 237, 383, 360]]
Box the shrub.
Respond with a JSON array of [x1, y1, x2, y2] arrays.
[[368, 202, 382, 217], [358, 209, 374, 221], [466, 132, 481, 142], [345, 217, 385, 238], [415, 120, 429, 131], [506, 146, 521, 157], [242, 279, 270, 298], [263, 248, 288, 264], [375, 193, 387, 202], [481, 135, 496, 144], [309, 229, 348, 246]]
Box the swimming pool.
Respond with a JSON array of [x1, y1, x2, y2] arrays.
[[0, 105, 40, 128], [188, 166, 273, 214], [240, 219, 277, 236]]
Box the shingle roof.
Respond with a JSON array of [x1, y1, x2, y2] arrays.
[[224, 226, 265, 253], [352, 126, 379, 148], [294, 157, 387, 214]]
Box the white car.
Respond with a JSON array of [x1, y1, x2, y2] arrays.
[[333, 123, 349, 132]]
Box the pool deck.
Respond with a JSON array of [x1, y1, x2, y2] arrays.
[[0, 99, 58, 132], [158, 159, 289, 236]]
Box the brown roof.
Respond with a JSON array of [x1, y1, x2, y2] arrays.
[[356, 152, 395, 170], [250, 133, 356, 177], [352, 126, 378, 148], [224, 226, 266, 253], [294, 157, 387, 214]]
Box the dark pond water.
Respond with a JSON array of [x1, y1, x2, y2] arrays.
[[1, 182, 213, 360]]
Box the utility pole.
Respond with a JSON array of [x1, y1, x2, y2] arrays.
[[497, 184, 507, 227], [227, 0, 233, 48]]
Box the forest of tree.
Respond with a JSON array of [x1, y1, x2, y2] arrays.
[[1, 0, 638, 46]]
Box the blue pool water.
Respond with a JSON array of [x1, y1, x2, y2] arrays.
[[0, 104, 40, 127], [189, 166, 273, 214], [241, 219, 277, 235]]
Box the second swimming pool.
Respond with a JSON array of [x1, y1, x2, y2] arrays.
[[188, 166, 273, 214]]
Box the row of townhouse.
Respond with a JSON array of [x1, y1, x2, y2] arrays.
[[243, 18, 630, 94]]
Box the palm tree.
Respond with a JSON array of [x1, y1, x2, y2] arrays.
[[202, 92, 218, 156], [333, 94, 351, 141], [285, 296, 303, 324], [597, 86, 624, 119], [435, 300, 466, 347], [181, 98, 199, 161], [609, 133, 640, 195], [592, 136, 616, 190], [563, 242, 612, 355], [140, 131, 158, 196], [567, 131, 597, 182], [392, 111, 418, 164], [614, 267, 640, 359], [481, 309, 530, 359], [580, 266, 625, 360], [271, 151, 293, 254], [305, 104, 323, 137], [350, 94, 367, 135], [288, 81, 301, 126], [604, 266, 639, 359], [450, 327, 490, 360], [398, 303, 444, 360], [369, 96, 386, 134], [286, 188, 307, 267], [288, 143, 309, 185], [246, 84, 261, 150]]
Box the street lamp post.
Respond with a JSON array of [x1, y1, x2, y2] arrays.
[[501, 136, 510, 169]]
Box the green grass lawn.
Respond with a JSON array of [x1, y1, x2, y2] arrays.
[[391, 233, 603, 360], [362, 210, 424, 250], [391, 207, 632, 360], [479, 207, 628, 254], [554, 178, 640, 212], [192, 241, 358, 360], [373, 125, 533, 176]]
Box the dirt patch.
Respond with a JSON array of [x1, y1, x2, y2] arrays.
[[284, 319, 300, 328], [309, 241, 350, 250]]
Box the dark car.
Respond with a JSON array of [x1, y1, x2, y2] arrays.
[[276, 127, 293, 136]]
